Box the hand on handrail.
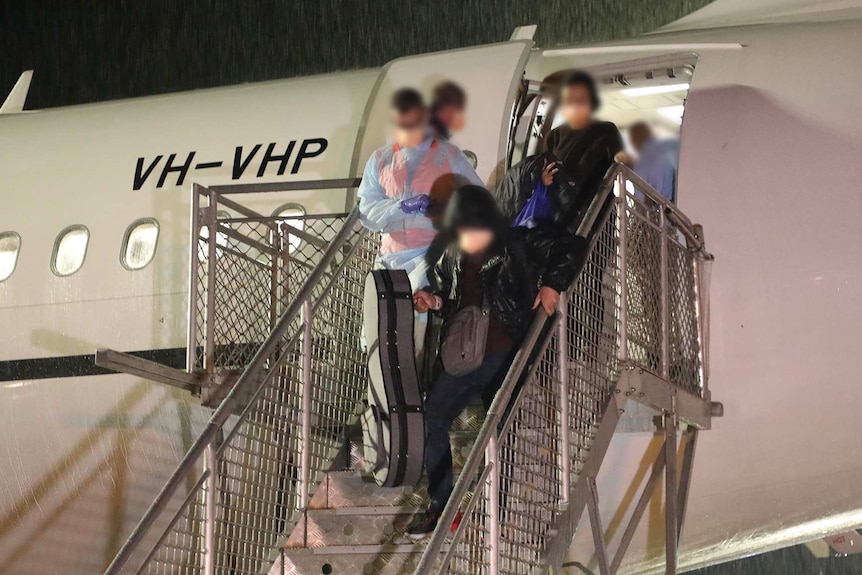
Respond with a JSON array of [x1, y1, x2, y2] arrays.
[[533, 286, 561, 316]]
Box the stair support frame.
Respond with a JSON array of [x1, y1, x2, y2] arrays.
[[541, 388, 703, 575]]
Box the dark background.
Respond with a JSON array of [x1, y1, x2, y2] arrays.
[[3, 1, 862, 573], [1, 0, 713, 109]]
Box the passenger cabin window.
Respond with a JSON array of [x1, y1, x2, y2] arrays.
[[52, 225, 89, 276], [273, 204, 306, 254], [0, 231, 21, 282], [122, 218, 160, 270], [463, 150, 478, 169]]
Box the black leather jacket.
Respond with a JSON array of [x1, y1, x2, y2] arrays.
[[495, 153, 593, 231], [428, 225, 587, 341]]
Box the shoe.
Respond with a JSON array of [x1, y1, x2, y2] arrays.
[[450, 511, 463, 533], [406, 510, 440, 539]]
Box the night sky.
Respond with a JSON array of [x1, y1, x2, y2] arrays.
[[1, 0, 712, 109], [3, 2, 861, 574]]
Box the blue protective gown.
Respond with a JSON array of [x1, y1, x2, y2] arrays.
[[358, 136, 482, 289]]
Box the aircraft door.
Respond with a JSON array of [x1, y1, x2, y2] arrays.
[[351, 39, 532, 195]]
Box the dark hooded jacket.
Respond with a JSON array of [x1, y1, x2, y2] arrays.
[[495, 152, 599, 232], [428, 185, 587, 341]]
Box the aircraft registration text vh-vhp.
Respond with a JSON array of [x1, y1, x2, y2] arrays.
[[132, 137, 328, 190]]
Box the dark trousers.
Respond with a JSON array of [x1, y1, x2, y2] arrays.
[[424, 350, 512, 514]]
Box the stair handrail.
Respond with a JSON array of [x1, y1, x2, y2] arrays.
[[104, 204, 366, 575], [622, 166, 710, 256]]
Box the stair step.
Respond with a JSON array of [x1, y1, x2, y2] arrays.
[[289, 543, 440, 555], [308, 505, 424, 517], [287, 507, 424, 548], [312, 471, 427, 510], [278, 546, 446, 575]]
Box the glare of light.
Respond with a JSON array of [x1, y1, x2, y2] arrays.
[[679, 507, 862, 572], [620, 83, 690, 97], [658, 105, 685, 125], [4, 381, 31, 389]]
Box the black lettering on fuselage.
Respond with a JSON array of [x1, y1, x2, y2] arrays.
[[257, 141, 296, 178], [292, 138, 328, 174], [133, 139, 329, 190], [133, 155, 163, 190], [232, 144, 262, 180], [157, 152, 196, 188]]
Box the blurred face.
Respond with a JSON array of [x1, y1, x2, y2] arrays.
[[560, 84, 594, 129], [436, 106, 466, 133], [457, 227, 494, 254], [629, 125, 653, 153], [391, 107, 428, 147]]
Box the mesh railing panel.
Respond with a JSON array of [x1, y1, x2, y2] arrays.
[[115, 210, 379, 575], [145, 487, 206, 575], [447, 488, 492, 575], [567, 211, 622, 484], [667, 238, 702, 393], [622, 179, 703, 389], [213, 329, 305, 575], [624, 207, 663, 373], [193, 213, 350, 371], [497, 355, 564, 574]]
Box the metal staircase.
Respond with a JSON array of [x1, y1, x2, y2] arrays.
[[101, 166, 717, 575]]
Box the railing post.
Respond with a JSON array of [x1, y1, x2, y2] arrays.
[[617, 173, 629, 362], [557, 292, 571, 503], [187, 185, 202, 372], [659, 206, 670, 380], [204, 195, 219, 374], [203, 440, 218, 575], [692, 254, 708, 397], [286, 223, 295, 320], [486, 434, 501, 575], [299, 299, 313, 542], [269, 221, 281, 329]]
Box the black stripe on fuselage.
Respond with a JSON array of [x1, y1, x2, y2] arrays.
[[0, 348, 187, 382]]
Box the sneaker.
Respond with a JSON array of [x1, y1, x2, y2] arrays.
[[406, 510, 440, 539]]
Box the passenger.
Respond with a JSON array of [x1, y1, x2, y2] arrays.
[[429, 81, 467, 142], [406, 185, 586, 538], [628, 121, 678, 203], [357, 87, 482, 290], [543, 71, 624, 223]]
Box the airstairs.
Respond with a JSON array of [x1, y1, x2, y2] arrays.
[[100, 165, 718, 575]]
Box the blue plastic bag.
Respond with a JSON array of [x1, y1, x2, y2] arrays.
[[512, 182, 554, 229]]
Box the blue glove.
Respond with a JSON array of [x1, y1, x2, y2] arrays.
[[400, 194, 431, 215]]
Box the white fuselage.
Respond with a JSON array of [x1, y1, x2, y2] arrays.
[[1, 6, 861, 574]]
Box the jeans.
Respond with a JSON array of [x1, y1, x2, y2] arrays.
[[424, 350, 513, 514]]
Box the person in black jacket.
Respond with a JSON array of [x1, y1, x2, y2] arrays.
[[541, 71, 623, 224], [405, 185, 586, 538]]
